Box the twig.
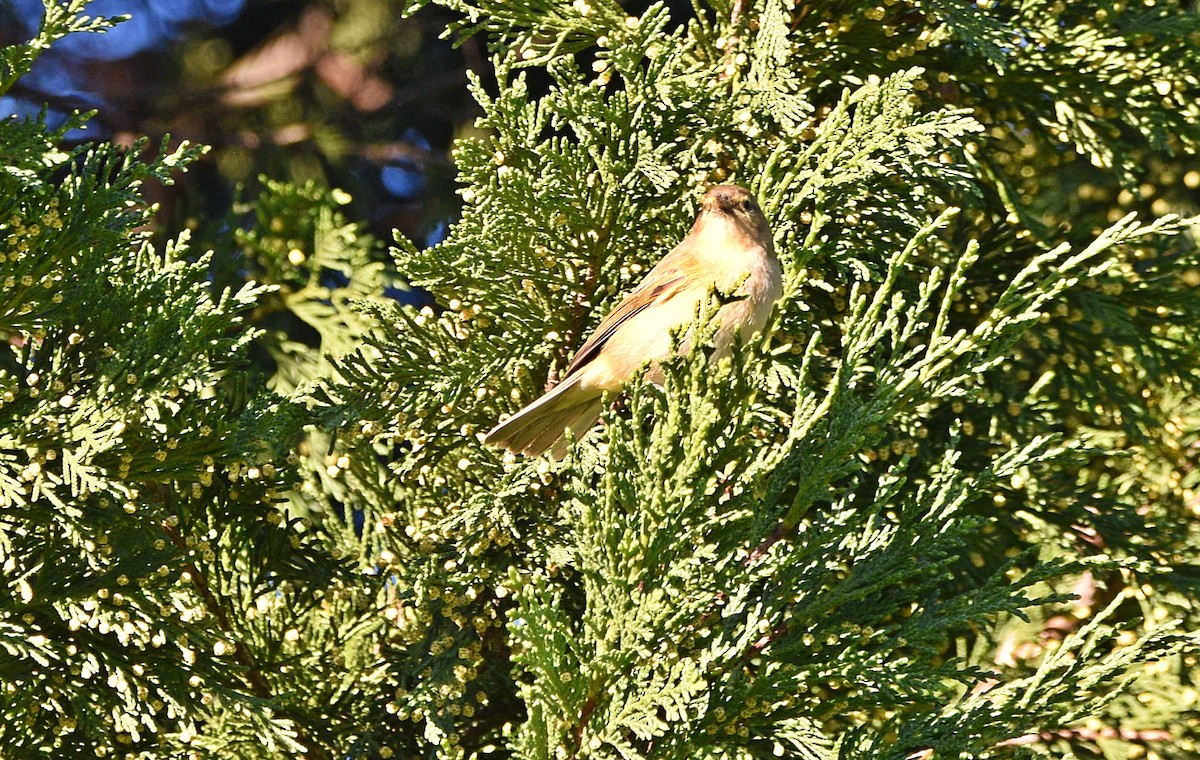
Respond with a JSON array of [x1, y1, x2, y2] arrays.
[[156, 489, 331, 760], [721, 0, 753, 80]]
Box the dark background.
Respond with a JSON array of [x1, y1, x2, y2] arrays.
[[0, 0, 703, 250], [1, 0, 491, 253]]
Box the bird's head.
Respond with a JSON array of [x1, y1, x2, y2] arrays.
[[698, 184, 772, 250]]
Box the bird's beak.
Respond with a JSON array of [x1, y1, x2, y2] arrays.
[[702, 196, 732, 216]]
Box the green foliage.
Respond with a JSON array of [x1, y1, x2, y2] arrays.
[[0, 5, 346, 757], [324, 0, 1200, 757], [0, 0, 115, 93], [5, 0, 1200, 759]]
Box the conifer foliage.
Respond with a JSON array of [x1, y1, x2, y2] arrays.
[[1, 3, 342, 756], [4, 0, 1200, 759]]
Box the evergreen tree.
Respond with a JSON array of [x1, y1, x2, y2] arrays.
[[0, 4, 351, 756], [4, 0, 1200, 759]]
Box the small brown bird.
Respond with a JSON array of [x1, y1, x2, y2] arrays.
[[485, 184, 782, 457]]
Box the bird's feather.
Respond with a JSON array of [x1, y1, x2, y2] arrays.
[[483, 373, 601, 456], [563, 263, 689, 378]]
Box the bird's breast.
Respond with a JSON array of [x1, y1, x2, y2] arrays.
[[720, 247, 782, 339]]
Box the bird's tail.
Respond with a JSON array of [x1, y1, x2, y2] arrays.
[[484, 375, 604, 457]]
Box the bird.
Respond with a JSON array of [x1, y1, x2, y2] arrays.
[[484, 184, 782, 457]]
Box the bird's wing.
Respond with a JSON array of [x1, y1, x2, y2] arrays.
[[562, 259, 689, 378]]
